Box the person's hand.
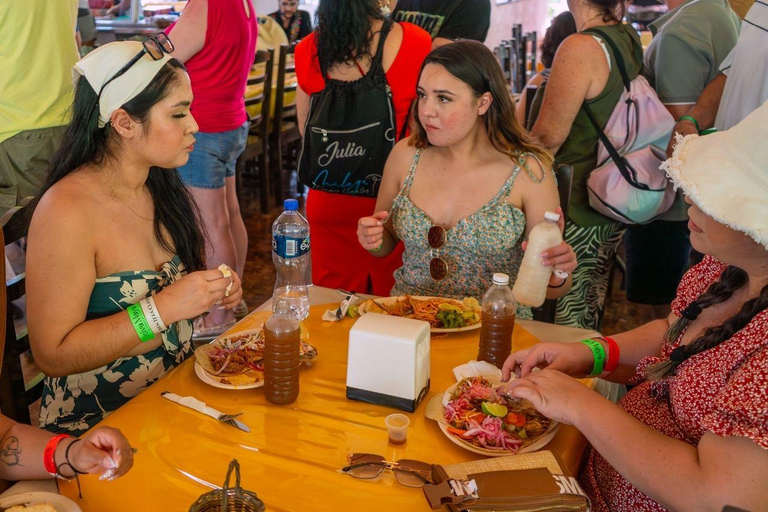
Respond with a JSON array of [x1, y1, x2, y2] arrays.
[[154, 268, 233, 325], [501, 369, 599, 425], [217, 267, 243, 311], [521, 207, 577, 277], [501, 342, 594, 381], [666, 119, 699, 158], [357, 211, 389, 251], [70, 426, 134, 480]]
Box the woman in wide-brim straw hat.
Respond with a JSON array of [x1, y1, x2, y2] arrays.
[[499, 101, 768, 512], [25, 38, 243, 435]]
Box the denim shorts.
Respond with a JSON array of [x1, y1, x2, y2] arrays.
[[176, 122, 248, 189]]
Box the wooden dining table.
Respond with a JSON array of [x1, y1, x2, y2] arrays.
[[7, 288, 601, 511]]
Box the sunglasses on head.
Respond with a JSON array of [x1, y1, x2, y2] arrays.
[[342, 453, 433, 488], [98, 33, 175, 103], [428, 225, 448, 281]]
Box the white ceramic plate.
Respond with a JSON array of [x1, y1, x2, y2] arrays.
[[0, 492, 82, 512], [193, 361, 264, 390], [425, 376, 559, 457], [358, 296, 482, 333]]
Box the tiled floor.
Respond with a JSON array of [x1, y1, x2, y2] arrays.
[[238, 182, 656, 336]]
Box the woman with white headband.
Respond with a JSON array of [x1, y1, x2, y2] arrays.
[[25, 37, 243, 435], [500, 102, 768, 511]]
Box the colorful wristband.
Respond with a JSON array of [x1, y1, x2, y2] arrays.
[[127, 303, 155, 342], [139, 297, 166, 334], [603, 336, 620, 374], [579, 339, 606, 376], [677, 115, 700, 132], [44, 434, 72, 476]]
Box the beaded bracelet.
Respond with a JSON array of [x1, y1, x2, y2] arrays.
[[578, 339, 606, 376], [127, 303, 155, 342]]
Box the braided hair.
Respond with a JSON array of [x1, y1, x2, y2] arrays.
[[646, 266, 768, 380]]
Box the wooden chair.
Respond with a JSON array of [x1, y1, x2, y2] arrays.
[[0, 205, 45, 424], [238, 48, 274, 213], [270, 43, 301, 207], [531, 164, 574, 324]]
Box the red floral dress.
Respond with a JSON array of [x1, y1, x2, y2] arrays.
[[580, 256, 768, 511]]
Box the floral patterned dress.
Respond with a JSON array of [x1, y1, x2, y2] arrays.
[[390, 149, 538, 319], [39, 255, 193, 435], [580, 256, 768, 511]]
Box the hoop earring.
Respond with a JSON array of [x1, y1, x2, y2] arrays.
[[379, 0, 391, 15]]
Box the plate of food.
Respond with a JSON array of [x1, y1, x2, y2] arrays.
[[425, 376, 558, 457], [0, 492, 81, 512], [194, 328, 318, 389], [357, 295, 482, 333]]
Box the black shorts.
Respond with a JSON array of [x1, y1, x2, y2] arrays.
[[624, 220, 691, 305]]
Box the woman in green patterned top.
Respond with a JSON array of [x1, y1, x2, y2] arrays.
[[357, 42, 578, 315], [529, 0, 643, 330], [25, 40, 243, 434]]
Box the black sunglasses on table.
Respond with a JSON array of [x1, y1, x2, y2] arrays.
[[98, 33, 175, 102]]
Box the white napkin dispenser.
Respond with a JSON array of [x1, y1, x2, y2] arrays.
[[346, 313, 431, 412]]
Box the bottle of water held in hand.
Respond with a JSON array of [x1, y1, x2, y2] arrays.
[[264, 299, 301, 405], [477, 273, 517, 369], [512, 211, 563, 308], [272, 199, 311, 321]]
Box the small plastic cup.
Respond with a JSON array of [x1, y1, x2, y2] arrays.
[[385, 413, 410, 445]]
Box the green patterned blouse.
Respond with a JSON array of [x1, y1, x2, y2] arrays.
[[390, 149, 537, 320], [39, 255, 193, 435]]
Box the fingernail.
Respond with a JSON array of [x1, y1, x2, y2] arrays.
[[105, 457, 117, 469]]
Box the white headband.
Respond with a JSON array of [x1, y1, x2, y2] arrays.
[[73, 41, 173, 128]]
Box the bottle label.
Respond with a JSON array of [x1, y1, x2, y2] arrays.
[[272, 235, 310, 259]]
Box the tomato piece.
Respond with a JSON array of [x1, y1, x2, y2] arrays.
[[446, 427, 470, 438], [504, 412, 526, 428]]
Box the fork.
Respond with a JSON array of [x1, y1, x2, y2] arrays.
[[217, 412, 243, 422], [336, 289, 389, 311]]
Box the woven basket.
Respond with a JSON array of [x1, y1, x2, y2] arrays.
[[189, 459, 265, 512]]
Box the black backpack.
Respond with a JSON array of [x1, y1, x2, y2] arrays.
[[297, 18, 397, 198]]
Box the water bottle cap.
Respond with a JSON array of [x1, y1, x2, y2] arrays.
[[284, 199, 299, 211], [544, 211, 560, 223], [492, 273, 510, 285]]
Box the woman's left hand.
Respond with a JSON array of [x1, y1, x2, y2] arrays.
[[521, 207, 577, 276], [501, 369, 599, 426]]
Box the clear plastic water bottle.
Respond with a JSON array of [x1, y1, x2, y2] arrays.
[[477, 273, 518, 369], [272, 199, 311, 321]]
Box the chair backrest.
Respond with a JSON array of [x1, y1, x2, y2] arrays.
[[524, 83, 539, 128], [272, 43, 298, 134], [245, 48, 274, 143], [0, 205, 44, 424]]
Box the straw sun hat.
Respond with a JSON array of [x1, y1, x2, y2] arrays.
[[661, 100, 768, 250]]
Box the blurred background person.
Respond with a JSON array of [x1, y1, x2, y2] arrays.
[[269, 0, 313, 43], [165, 0, 257, 339]]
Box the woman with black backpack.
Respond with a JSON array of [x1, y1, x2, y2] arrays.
[[295, 0, 431, 296]]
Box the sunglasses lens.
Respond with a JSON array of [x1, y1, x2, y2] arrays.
[[427, 225, 446, 249], [345, 463, 385, 480], [145, 40, 163, 60], [156, 33, 175, 53], [430, 257, 448, 281], [394, 460, 433, 488]]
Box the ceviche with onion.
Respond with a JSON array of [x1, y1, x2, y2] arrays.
[[443, 377, 552, 453]]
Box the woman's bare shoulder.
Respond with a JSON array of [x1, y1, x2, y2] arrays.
[[32, 172, 101, 230], [554, 32, 608, 66]]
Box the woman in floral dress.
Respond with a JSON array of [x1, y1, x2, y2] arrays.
[[501, 104, 768, 511], [26, 40, 243, 434]]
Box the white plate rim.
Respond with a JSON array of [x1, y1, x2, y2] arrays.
[[358, 296, 482, 333], [433, 377, 559, 457], [0, 492, 82, 512]]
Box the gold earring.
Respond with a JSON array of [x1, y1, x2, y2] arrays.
[[379, 0, 391, 15]]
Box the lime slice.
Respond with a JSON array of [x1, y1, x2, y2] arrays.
[[481, 402, 508, 417]]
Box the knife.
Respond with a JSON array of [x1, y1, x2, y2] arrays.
[[161, 391, 250, 433]]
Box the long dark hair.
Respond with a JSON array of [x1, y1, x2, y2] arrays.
[[315, 0, 384, 71], [541, 12, 576, 69], [29, 59, 206, 273], [410, 41, 553, 170], [646, 265, 768, 379]]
